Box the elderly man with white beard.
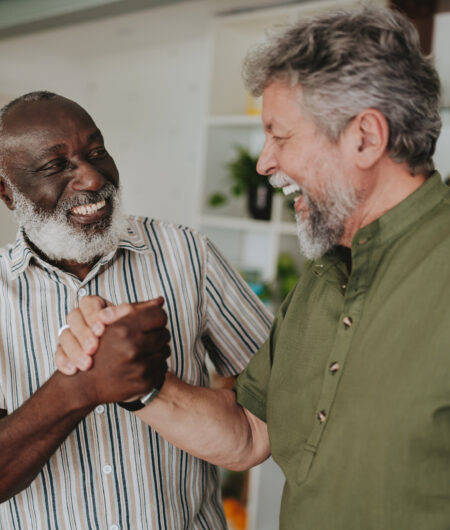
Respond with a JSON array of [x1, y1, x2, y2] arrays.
[[0, 91, 271, 529], [58, 5, 450, 530]]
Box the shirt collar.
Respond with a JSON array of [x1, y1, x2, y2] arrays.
[[313, 171, 447, 271], [8, 216, 151, 280], [351, 171, 447, 251]]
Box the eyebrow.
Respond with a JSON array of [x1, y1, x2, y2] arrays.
[[37, 128, 104, 157], [87, 129, 104, 143]]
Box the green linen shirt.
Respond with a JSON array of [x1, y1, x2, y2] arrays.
[[235, 172, 450, 530]]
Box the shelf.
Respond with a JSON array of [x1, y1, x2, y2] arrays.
[[208, 115, 262, 127], [200, 214, 296, 235], [200, 214, 271, 231]]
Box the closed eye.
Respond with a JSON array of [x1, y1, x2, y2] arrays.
[[39, 158, 67, 173]]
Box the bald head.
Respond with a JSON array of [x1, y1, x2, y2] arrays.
[[0, 92, 95, 182]]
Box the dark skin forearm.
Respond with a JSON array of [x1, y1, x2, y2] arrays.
[[0, 371, 92, 502]]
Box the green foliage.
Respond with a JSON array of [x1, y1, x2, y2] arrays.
[[208, 144, 267, 207], [227, 145, 265, 193], [208, 192, 227, 206], [276, 252, 300, 300]]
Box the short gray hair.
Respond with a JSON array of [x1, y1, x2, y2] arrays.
[[243, 6, 441, 175], [0, 91, 58, 178]]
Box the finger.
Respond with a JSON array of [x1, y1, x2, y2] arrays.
[[121, 301, 168, 332], [67, 308, 99, 355], [55, 345, 78, 375], [79, 296, 109, 337], [59, 327, 93, 371], [143, 328, 171, 352], [100, 297, 165, 326]]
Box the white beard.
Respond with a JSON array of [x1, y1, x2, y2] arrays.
[[10, 183, 128, 264]]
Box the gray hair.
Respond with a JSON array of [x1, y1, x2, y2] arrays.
[[243, 6, 441, 175], [0, 91, 59, 178]]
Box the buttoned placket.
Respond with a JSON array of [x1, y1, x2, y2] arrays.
[[297, 235, 375, 482]]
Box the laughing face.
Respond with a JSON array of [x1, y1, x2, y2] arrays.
[[0, 96, 126, 263], [257, 81, 361, 259]]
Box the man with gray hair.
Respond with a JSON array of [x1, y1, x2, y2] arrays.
[[58, 5, 450, 529]]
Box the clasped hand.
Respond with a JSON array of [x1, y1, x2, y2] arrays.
[[55, 296, 171, 406]]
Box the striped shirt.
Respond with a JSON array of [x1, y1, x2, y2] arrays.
[[0, 216, 272, 530]]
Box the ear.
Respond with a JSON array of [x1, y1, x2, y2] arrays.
[[346, 109, 389, 170], [0, 176, 15, 211]]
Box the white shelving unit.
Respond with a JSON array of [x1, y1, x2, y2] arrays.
[[197, 1, 386, 528]]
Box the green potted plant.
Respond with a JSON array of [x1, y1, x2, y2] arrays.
[[209, 145, 273, 220]]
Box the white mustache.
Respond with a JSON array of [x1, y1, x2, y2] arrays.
[[269, 171, 298, 189]]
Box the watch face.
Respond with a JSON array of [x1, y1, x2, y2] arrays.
[[140, 388, 159, 406]]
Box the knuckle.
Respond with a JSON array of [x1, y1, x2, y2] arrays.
[[118, 302, 134, 315], [111, 322, 129, 341], [80, 295, 102, 310]]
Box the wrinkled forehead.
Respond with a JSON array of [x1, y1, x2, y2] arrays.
[[2, 97, 97, 144], [0, 97, 99, 162]]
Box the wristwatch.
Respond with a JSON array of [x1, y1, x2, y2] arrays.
[[117, 387, 160, 411]]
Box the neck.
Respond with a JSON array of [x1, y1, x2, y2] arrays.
[[340, 160, 428, 247], [25, 235, 96, 280], [54, 259, 96, 280]]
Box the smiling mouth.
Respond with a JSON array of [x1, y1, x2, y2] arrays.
[[71, 199, 106, 216], [282, 183, 301, 197]]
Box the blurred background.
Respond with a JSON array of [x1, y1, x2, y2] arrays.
[[0, 0, 449, 528]]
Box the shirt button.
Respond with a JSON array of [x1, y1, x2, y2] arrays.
[[341, 284, 347, 290], [78, 287, 88, 297], [317, 410, 327, 423], [329, 361, 340, 374], [110, 525, 120, 530], [95, 405, 105, 415], [342, 316, 353, 328], [103, 464, 112, 475]]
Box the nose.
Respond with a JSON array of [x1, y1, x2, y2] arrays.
[[256, 138, 278, 176], [70, 161, 105, 192]]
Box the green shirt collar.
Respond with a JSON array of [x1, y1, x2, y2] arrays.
[[313, 171, 447, 271], [352, 171, 446, 251]]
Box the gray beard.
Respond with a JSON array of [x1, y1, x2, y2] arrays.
[[271, 171, 358, 260], [295, 188, 356, 260], [11, 183, 127, 264]]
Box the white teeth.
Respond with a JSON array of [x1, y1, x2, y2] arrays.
[[282, 183, 301, 196], [71, 199, 106, 216]]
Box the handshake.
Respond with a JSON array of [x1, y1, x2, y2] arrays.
[[55, 296, 171, 410]]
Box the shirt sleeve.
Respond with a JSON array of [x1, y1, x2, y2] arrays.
[[0, 389, 5, 410], [233, 288, 296, 422], [202, 238, 272, 376]]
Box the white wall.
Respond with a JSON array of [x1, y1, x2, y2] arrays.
[[0, 0, 289, 247], [1, 1, 449, 249]]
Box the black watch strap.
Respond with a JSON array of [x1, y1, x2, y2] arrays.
[[117, 387, 161, 411], [117, 398, 147, 411]]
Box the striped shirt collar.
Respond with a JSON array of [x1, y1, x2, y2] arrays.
[[7, 216, 151, 280]]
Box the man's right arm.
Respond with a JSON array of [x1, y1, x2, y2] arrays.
[[0, 300, 170, 503], [136, 373, 270, 471], [56, 298, 271, 472]]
